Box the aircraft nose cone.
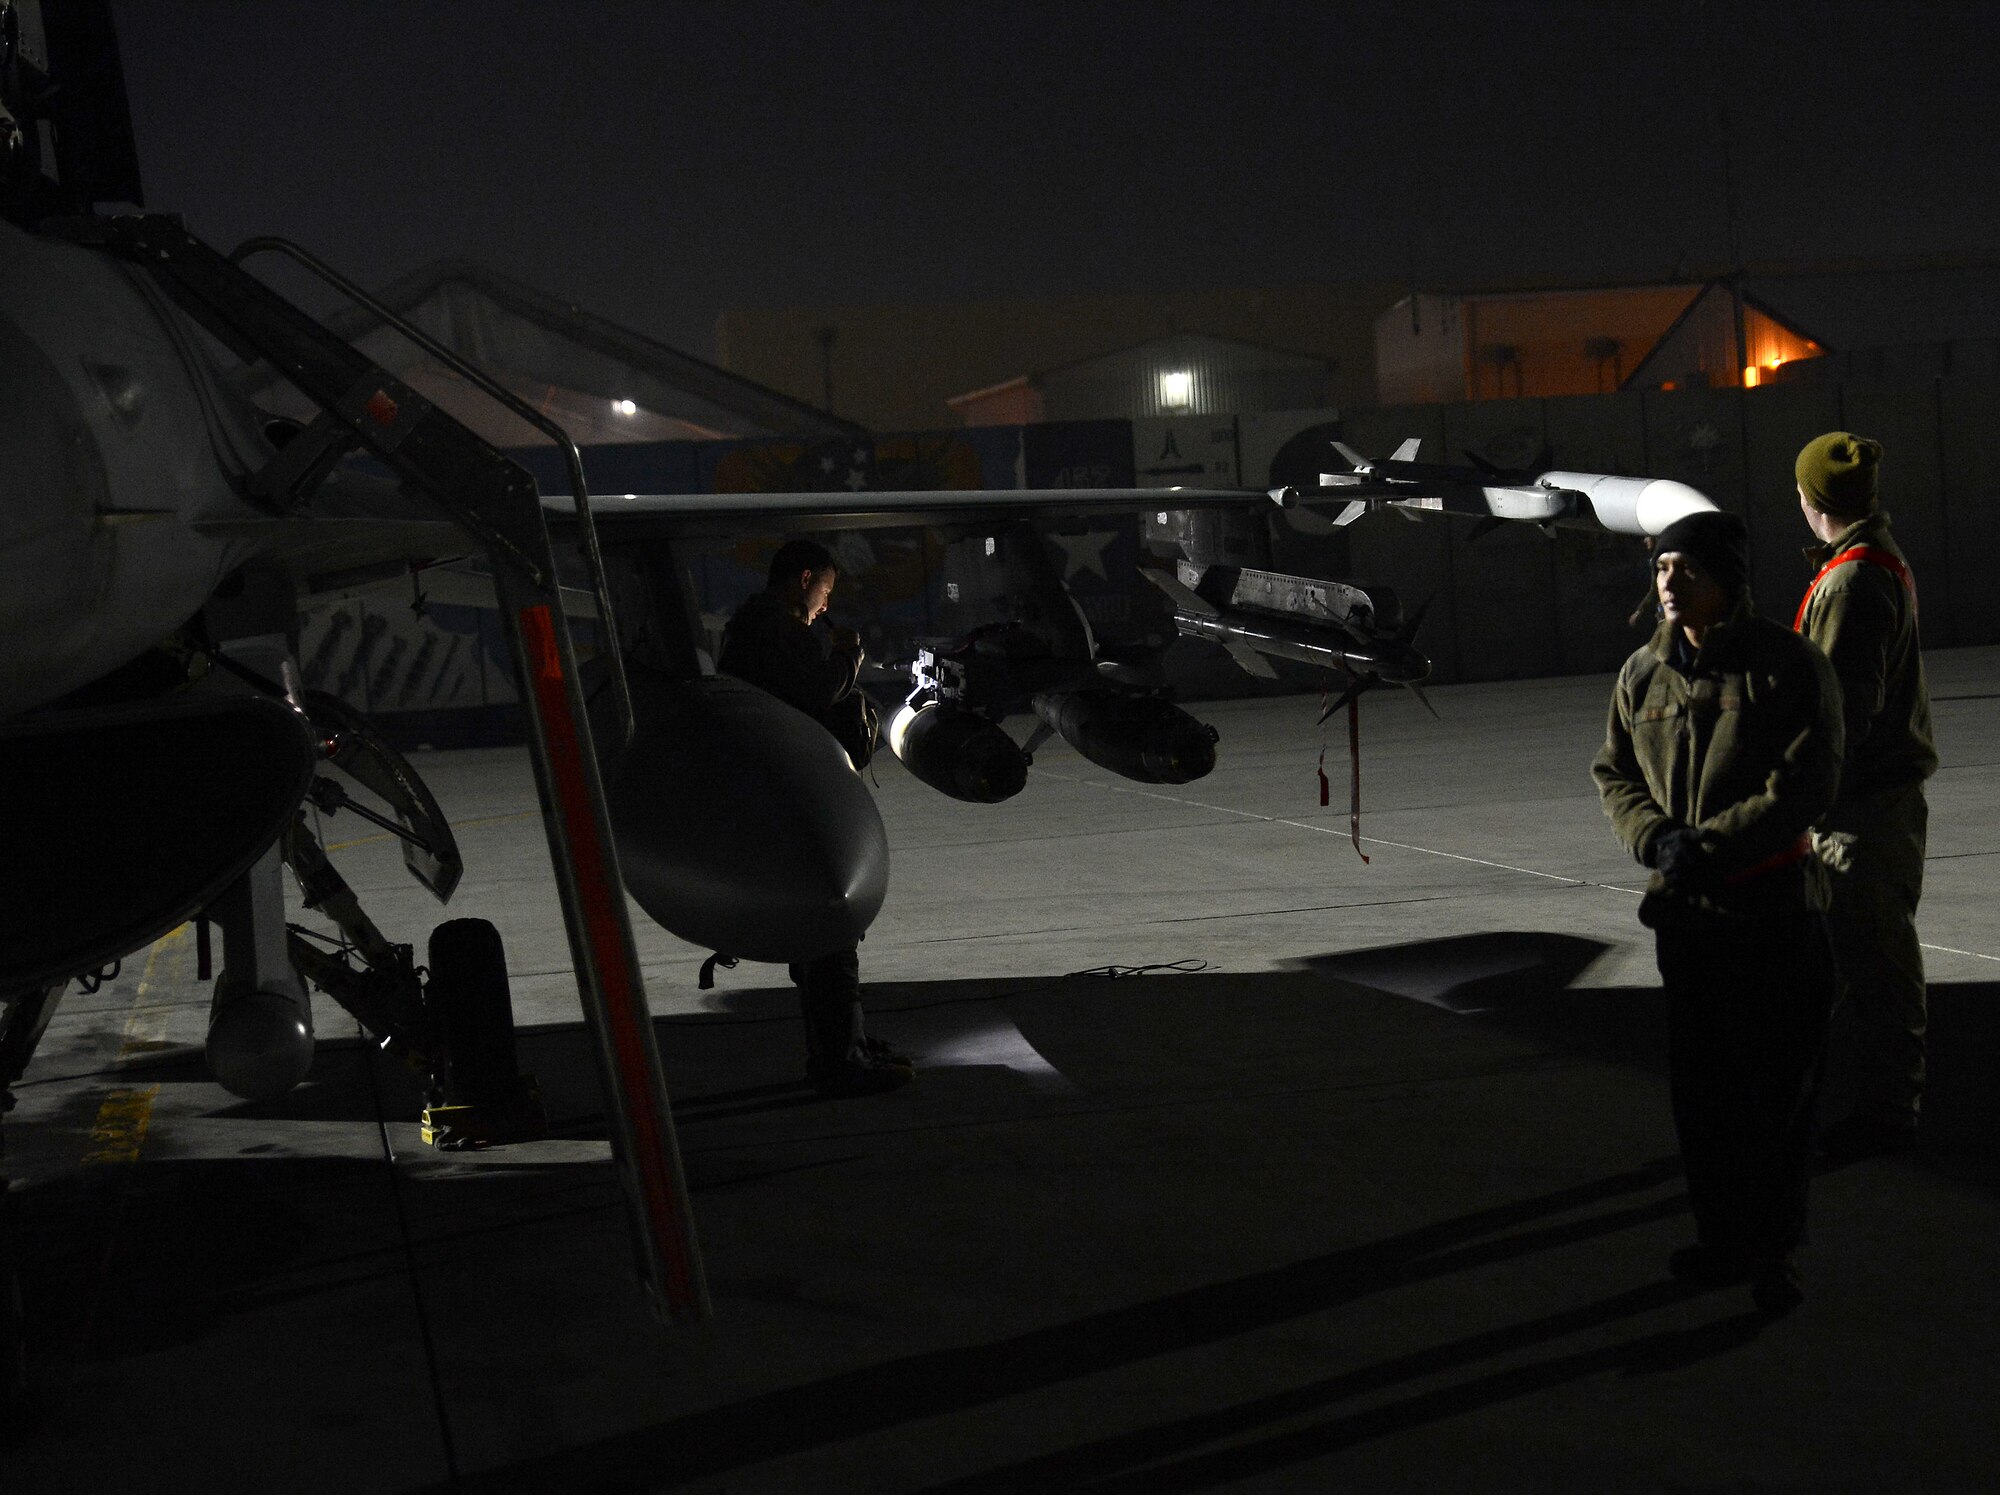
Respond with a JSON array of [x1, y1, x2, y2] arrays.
[[608, 677, 889, 964], [1343, 640, 1428, 684], [1377, 643, 1431, 684]]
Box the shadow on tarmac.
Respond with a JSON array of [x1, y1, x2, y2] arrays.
[[915, 1289, 1764, 1493], [1290, 930, 1612, 1017], [67, 928, 1995, 1174], [1297, 931, 1999, 1176], [505, 949, 1995, 1489], [397, 937, 1996, 1492], [419, 1160, 1708, 1495], [10, 938, 1994, 1479]]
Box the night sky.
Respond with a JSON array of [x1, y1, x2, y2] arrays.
[[114, 1, 2000, 359]]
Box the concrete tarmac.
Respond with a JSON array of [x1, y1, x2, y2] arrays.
[[5, 649, 1999, 1492]]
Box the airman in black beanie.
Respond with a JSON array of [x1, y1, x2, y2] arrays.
[[1594, 504, 1844, 1317]]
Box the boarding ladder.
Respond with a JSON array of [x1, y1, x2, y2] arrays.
[[62, 213, 707, 1324]]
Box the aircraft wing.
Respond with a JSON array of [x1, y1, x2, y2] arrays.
[[540, 468, 1711, 540], [541, 485, 1274, 535]]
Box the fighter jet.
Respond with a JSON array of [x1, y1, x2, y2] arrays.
[[0, 0, 1718, 1360], [0, 4, 1335, 1336], [0, 0, 711, 1331]]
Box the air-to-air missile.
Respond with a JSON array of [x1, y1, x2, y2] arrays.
[[1166, 437, 1719, 713], [1279, 438, 1715, 538]]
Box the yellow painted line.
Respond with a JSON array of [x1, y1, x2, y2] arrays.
[[80, 1085, 161, 1165], [324, 807, 538, 853], [80, 923, 187, 1168]]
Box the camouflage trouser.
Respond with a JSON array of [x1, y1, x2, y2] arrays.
[[788, 947, 863, 1072], [1814, 783, 1928, 1124]]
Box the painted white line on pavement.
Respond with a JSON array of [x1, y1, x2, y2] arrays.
[[1038, 771, 2000, 963]]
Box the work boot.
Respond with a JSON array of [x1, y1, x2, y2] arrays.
[[1816, 1112, 1918, 1164], [810, 1048, 914, 1099], [861, 1032, 914, 1068]]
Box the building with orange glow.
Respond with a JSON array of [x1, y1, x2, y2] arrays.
[[1375, 281, 1824, 405]]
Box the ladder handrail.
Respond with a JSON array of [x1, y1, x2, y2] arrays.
[[228, 234, 634, 749], [73, 213, 707, 1322]]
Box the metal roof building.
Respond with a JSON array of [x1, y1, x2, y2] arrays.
[[1376, 264, 2000, 404], [946, 333, 1337, 425]]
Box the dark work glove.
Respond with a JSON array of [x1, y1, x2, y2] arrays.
[[1646, 826, 1711, 891]]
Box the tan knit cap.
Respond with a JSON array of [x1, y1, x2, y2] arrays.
[[1795, 431, 1883, 516]]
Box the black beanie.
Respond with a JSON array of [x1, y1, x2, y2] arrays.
[[1650, 510, 1750, 599]]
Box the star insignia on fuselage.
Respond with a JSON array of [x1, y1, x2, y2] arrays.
[[1053, 529, 1116, 581]]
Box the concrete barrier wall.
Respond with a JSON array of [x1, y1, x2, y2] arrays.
[[1933, 379, 2000, 645], [330, 378, 1999, 741], [1343, 377, 1999, 683]]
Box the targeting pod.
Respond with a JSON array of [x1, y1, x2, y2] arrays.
[[887, 701, 1030, 803], [1032, 690, 1219, 785]]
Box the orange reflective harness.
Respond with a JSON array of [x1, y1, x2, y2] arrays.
[[1723, 834, 1810, 885], [1792, 545, 1917, 632], [1729, 546, 1918, 887]]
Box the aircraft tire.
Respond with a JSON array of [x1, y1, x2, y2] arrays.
[[426, 919, 519, 1105]]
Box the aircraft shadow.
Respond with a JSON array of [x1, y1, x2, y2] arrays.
[[203, 971, 1087, 1132], [168, 932, 1998, 1192], [1293, 930, 2000, 1180], [6, 1151, 400, 1423], [420, 1160, 1698, 1494], [912, 1286, 1762, 1493], [14, 946, 1997, 1479], [1289, 930, 1614, 1017], [1289, 929, 1668, 1067]]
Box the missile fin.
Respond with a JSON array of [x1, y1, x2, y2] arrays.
[[1398, 596, 1432, 644], [1390, 438, 1422, 461], [1331, 499, 1370, 527], [1404, 681, 1441, 720], [1316, 675, 1374, 725], [1331, 441, 1371, 471], [1139, 565, 1217, 616], [1223, 639, 1280, 679]]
